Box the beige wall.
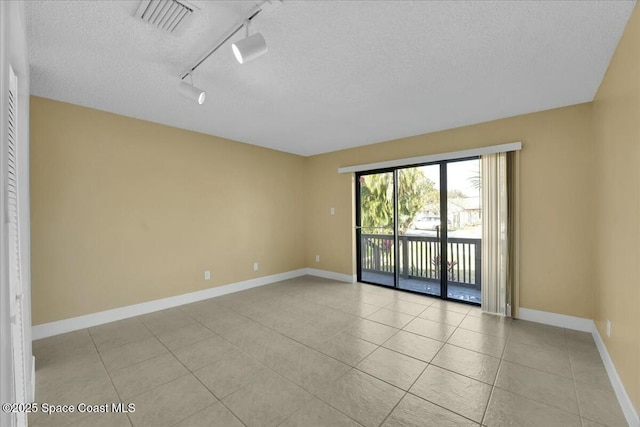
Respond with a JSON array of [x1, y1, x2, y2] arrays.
[[30, 97, 306, 325], [593, 4, 640, 411], [29, 85, 602, 325], [305, 103, 595, 319], [33, 95, 597, 325]]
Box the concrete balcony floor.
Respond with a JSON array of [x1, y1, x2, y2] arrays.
[[361, 271, 481, 304]]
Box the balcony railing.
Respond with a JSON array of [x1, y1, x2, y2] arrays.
[[361, 233, 481, 288]]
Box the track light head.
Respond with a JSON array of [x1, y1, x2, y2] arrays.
[[178, 80, 206, 105], [232, 32, 267, 64]]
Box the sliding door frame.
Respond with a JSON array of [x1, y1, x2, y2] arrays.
[[355, 167, 397, 289], [355, 156, 480, 306], [439, 162, 449, 301]]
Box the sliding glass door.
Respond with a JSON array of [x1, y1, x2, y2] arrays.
[[397, 165, 442, 297], [445, 159, 482, 303], [356, 158, 482, 305], [357, 171, 395, 288]]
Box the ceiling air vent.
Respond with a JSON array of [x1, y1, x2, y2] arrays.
[[134, 0, 197, 35]]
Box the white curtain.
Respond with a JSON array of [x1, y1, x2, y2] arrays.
[[481, 152, 509, 315]]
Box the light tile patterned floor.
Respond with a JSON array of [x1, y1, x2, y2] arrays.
[[30, 276, 627, 427]]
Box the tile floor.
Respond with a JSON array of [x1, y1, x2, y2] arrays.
[[30, 276, 627, 427]]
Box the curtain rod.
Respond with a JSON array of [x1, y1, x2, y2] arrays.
[[337, 142, 522, 174]]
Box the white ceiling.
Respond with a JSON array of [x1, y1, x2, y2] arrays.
[[26, 0, 636, 156]]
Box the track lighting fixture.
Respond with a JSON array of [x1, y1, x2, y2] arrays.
[[232, 20, 268, 64], [178, 1, 279, 101], [178, 74, 206, 105]]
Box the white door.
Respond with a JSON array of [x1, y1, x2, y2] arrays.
[[6, 65, 27, 427]]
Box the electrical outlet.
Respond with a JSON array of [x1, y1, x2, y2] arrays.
[[315, 255, 320, 262], [253, 262, 259, 271], [606, 320, 611, 338], [204, 270, 210, 281], [330, 207, 335, 216]]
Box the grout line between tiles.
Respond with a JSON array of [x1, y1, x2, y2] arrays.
[[479, 314, 513, 426], [404, 389, 487, 426], [482, 323, 589, 425], [87, 328, 135, 427], [165, 403, 219, 427], [568, 336, 588, 423], [171, 297, 356, 425], [88, 317, 155, 354], [137, 318, 248, 427], [377, 390, 408, 426], [377, 345, 435, 427], [177, 290, 385, 426], [303, 367, 369, 426], [143, 318, 250, 426], [193, 299, 362, 368], [380, 309, 491, 426], [113, 322, 198, 420]]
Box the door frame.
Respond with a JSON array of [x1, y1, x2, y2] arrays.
[[355, 167, 397, 289], [355, 156, 480, 306]]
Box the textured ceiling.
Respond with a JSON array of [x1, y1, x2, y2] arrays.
[[26, 1, 636, 156]]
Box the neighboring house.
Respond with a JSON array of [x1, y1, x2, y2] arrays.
[[412, 196, 481, 230], [448, 197, 482, 229]]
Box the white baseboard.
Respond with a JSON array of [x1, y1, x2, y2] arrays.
[[32, 269, 308, 340], [592, 324, 640, 427], [518, 307, 639, 427], [306, 268, 355, 283], [518, 307, 594, 332], [32, 268, 356, 340]]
